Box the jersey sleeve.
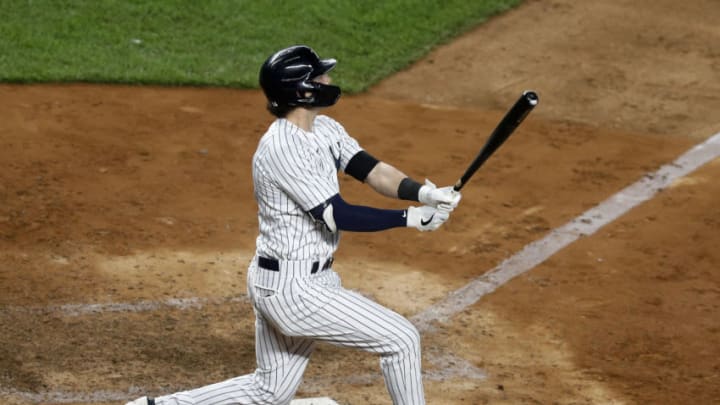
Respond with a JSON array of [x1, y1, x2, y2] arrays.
[[264, 134, 339, 212], [317, 115, 363, 172]]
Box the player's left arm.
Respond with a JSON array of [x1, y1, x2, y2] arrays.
[[325, 115, 460, 209]]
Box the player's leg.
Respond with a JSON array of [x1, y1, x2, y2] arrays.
[[323, 282, 424, 405], [265, 270, 424, 405], [252, 314, 316, 404], [153, 280, 316, 405], [155, 313, 314, 405]]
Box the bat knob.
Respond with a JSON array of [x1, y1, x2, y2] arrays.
[[523, 90, 539, 106], [453, 179, 462, 192]]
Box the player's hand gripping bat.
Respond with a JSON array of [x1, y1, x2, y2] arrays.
[[453, 90, 539, 192]]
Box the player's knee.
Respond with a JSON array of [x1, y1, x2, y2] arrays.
[[262, 378, 302, 405], [269, 392, 294, 405], [406, 323, 422, 352], [389, 320, 421, 355], [259, 388, 293, 405]]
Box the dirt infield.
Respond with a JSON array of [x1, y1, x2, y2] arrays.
[[2, 1, 719, 404]]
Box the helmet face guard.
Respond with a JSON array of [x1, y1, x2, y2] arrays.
[[259, 45, 342, 109], [293, 79, 341, 108]]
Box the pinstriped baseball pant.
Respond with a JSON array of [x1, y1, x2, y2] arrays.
[[156, 257, 425, 405]]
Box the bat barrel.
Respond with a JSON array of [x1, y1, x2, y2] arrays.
[[453, 90, 539, 192]]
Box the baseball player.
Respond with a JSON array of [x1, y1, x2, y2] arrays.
[[126, 45, 461, 405]]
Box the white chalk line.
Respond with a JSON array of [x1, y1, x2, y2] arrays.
[[1, 296, 248, 317], [2, 131, 719, 403]]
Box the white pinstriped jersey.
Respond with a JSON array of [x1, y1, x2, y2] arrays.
[[252, 115, 362, 260]]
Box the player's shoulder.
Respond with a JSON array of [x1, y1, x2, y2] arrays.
[[315, 114, 339, 125], [314, 114, 347, 135], [259, 119, 298, 146], [255, 119, 308, 161], [254, 121, 282, 160]]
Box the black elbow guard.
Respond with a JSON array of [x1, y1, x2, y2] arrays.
[[345, 150, 379, 182]]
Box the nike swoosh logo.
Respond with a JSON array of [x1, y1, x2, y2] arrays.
[[421, 214, 434, 226]]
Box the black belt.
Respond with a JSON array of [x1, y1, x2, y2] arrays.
[[258, 256, 334, 274]]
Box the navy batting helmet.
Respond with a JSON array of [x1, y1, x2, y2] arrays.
[[259, 45, 341, 112]]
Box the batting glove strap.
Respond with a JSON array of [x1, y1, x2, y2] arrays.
[[398, 177, 423, 201], [419, 179, 462, 210]]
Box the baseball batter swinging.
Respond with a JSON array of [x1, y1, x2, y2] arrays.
[[126, 45, 461, 405]]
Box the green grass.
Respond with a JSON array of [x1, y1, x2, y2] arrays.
[[0, 0, 522, 92]]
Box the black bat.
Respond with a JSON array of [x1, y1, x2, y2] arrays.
[[453, 90, 539, 192]]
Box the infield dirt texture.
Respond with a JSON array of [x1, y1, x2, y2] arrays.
[[2, 1, 720, 404]]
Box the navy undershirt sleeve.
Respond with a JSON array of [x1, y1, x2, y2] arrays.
[[309, 194, 406, 232]]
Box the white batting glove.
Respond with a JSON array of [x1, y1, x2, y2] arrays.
[[407, 205, 450, 232], [418, 179, 462, 211]]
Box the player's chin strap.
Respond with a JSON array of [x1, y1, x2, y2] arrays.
[[309, 194, 407, 233]]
